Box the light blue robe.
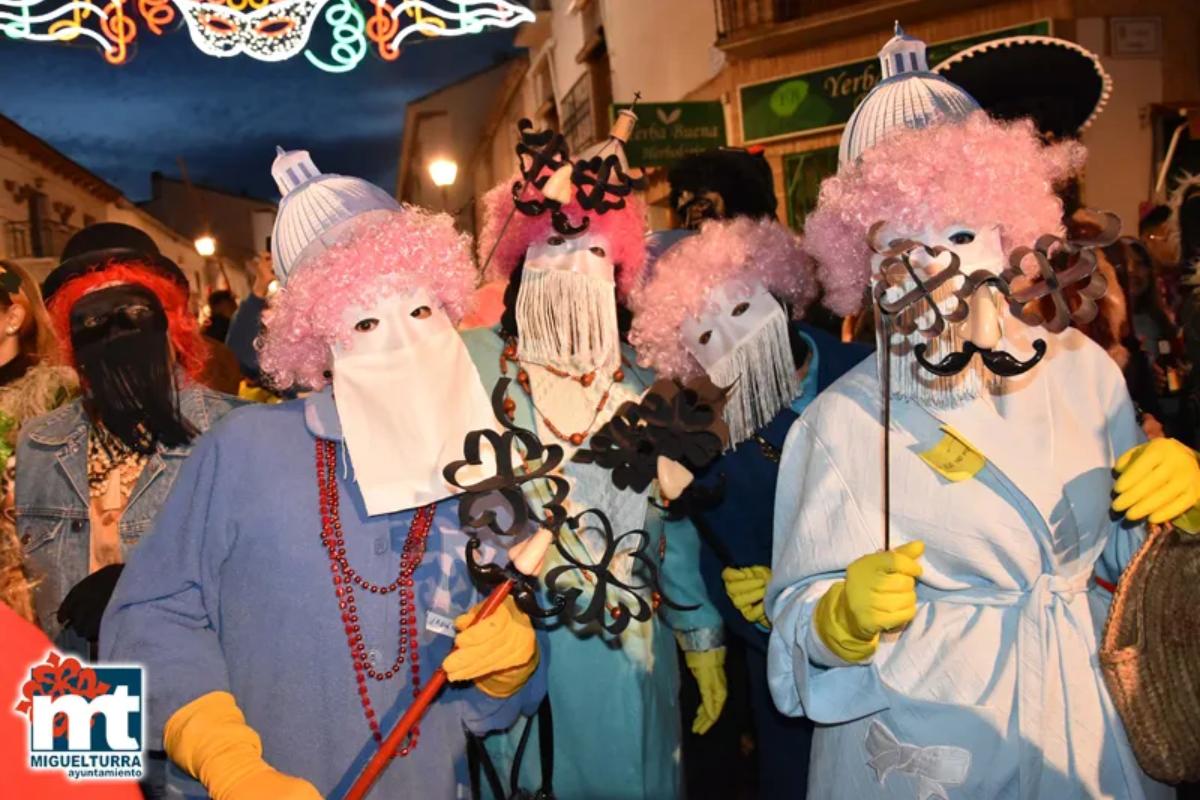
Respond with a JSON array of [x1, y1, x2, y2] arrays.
[[767, 329, 1170, 799], [464, 327, 724, 800], [101, 392, 546, 799]]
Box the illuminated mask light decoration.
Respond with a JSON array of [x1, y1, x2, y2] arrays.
[[0, 0, 534, 72]]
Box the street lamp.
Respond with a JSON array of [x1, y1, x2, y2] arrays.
[[428, 158, 457, 214], [194, 235, 217, 257], [428, 158, 458, 188]]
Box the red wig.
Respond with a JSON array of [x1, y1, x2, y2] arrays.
[[46, 261, 207, 380]]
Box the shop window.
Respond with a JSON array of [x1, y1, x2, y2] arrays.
[[783, 146, 837, 231]]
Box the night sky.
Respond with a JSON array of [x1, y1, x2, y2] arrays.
[[0, 25, 518, 201]]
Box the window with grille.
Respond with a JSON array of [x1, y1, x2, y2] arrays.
[[560, 72, 594, 155]]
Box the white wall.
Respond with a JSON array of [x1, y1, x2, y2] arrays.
[[546, 1, 587, 100], [1077, 17, 1162, 233], [0, 140, 109, 261], [603, 0, 722, 103]]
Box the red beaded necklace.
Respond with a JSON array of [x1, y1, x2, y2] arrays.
[[316, 439, 436, 756]]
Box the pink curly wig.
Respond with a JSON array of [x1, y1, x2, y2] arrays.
[[259, 207, 475, 389], [806, 112, 1086, 316], [629, 217, 818, 379], [477, 177, 648, 299]]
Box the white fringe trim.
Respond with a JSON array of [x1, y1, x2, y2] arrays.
[[709, 308, 798, 446], [515, 267, 620, 370], [873, 282, 1002, 409]]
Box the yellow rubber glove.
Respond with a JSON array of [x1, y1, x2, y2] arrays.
[[164, 691, 321, 800], [722, 565, 772, 628], [1112, 438, 1200, 526], [684, 647, 727, 735], [813, 540, 924, 663], [443, 595, 539, 698]]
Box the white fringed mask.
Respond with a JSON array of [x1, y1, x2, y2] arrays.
[[515, 231, 621, 371], [682, 281, 797, 447]]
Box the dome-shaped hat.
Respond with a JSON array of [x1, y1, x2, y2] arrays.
[[270, 147, 401, 285], [839, 23, 980, 168]]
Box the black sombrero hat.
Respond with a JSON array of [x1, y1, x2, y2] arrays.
[[934, 35, 1112, 139], [43, 222, 190, 302]]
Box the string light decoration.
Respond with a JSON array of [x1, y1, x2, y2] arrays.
[[0, 0, 534, 72]]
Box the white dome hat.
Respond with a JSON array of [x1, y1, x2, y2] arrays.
[[839, 23, 981, 169], [270, 147, 402, 285]]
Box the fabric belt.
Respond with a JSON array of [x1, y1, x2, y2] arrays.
[[918, 572, 1091, 798]]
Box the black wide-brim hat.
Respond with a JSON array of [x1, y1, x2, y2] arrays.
[[934, 35, 1112, 139], [43, 222, 190, 303]]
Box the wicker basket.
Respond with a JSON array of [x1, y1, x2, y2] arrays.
[[1099, 526, 1200, 784]]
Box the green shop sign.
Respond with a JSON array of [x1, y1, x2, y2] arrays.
[[612, 102, 727, 167], [740, 20, 1051, 144]]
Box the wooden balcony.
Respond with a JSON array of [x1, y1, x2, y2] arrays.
[[714, 0, 994, 59]]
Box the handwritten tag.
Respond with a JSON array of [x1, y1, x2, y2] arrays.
[[425, 610, 457, 639], [919, 426, 985, 482]]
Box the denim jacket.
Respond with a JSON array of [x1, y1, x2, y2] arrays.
[[16, 384, 243, 640]]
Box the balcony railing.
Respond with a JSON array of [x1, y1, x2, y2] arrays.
[[714, 0, 869, 41], [4, 220, 78, 260]]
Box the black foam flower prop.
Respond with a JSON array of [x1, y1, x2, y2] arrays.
[[545, 508, 697, 636], [574, 377, 730, 493], [444, 379, 570, 538], [869, 222, 967, 338], [1001, 210, 1119, 333]]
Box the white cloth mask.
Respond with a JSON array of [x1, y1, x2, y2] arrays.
[[524, 231, 616, 282], [682, 281, 797, 446], [331, 290, 496, 516]]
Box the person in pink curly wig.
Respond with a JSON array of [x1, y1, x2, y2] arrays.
[[806, 111, 1086, 405], [104, 152, 549, 800], [467, 117, 728, 800], [768, 26, 1195, 800], [630, 213, 869, 799], [631, 216, 821, 443]]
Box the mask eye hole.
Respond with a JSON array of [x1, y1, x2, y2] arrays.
[[731, 302, 751, 317], [354, 318, 379, 333], [255, 17, 295, 37], [949, 230, 976, 245], [200, 12, 237, 34], [410, 306, 432, 319], [589, 245, 607, 258], [547, 235, 565, 246], [125, 304, 153, 320], [698, 331, 712, 345], [83, 314, 105, 328]]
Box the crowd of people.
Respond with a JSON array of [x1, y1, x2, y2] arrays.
[[4, 25, 1200, 800]]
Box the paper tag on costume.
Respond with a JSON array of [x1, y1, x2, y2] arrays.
[[919, 426, 985, 482], [425, 610, 457, 638]]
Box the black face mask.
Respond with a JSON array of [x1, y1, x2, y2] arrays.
[[69, 284, 196, 454]]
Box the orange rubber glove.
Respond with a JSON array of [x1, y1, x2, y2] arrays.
[[814, 541, 924, 662], [443, 596, 538, 698], [164, 691, 321, 800]]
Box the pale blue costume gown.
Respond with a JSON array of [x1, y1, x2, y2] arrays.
[[465, 327, 724, 800], [102, 393, 546, 799], [767, 329, 1171, 799]]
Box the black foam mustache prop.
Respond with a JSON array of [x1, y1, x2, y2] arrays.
[[913, 339, 1047, 377]]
